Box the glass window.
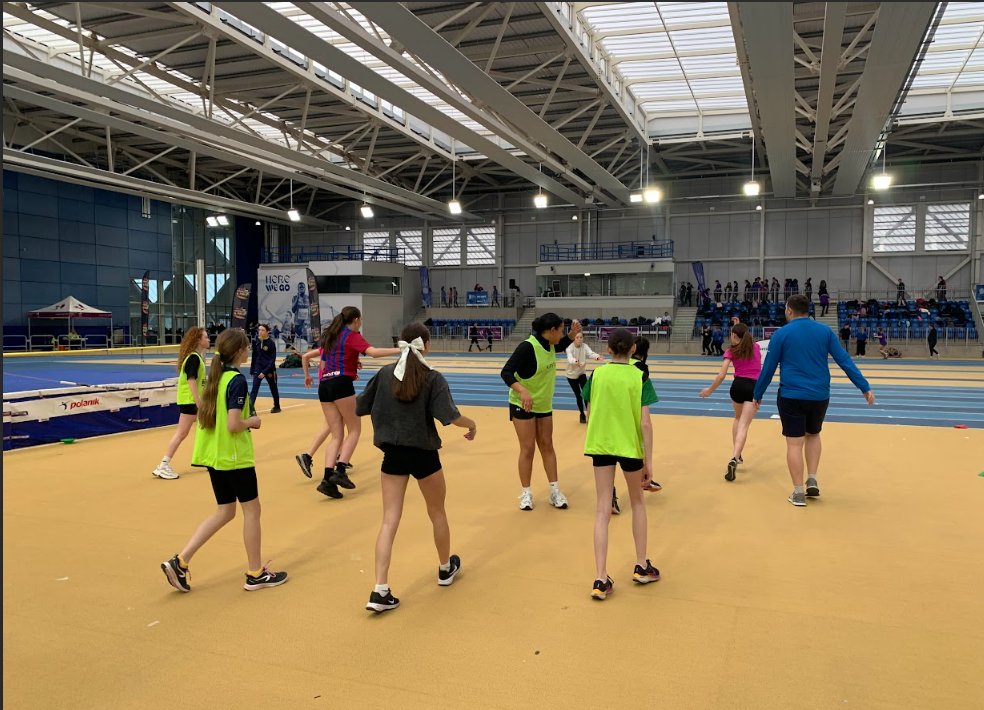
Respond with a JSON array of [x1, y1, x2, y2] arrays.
[[397, 230, 423, 266], [433, 228, 461, 266], [466, 226, 496, 265], [925, 203, 970, 251], [363, 231, 390, 256], [873, 205, 916, 252]]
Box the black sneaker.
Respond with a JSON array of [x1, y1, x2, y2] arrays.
[[366, 589, 400, 613], [725, 457, 737, 482], [243, 567, 288, 591], [316, 479, 343, 499], [438, 554, 461, 586], [336, 457, 354, 472], [161, 555, 190, 592], [295, 453, 313, 479], [579, 413, 587, 424], [805, 477, 821, 497], [591, 576, 614, 600], [632, 560, 661, 584], [611, 491, 621, 515], [328, 465, 356, 490], [270, 406, 282, 414]]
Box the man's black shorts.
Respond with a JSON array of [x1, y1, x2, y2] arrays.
[[777, 395, 829, 437]]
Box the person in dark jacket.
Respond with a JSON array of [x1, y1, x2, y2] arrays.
[[711, 326, 725, 356], [250, 324, 281, 413], [701, 325, 712, 355], [839, 323, 851, 353], [855, 328, 868, 357], [927, 323, 939, 358]]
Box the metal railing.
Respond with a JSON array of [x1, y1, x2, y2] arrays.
[[2, 335, 29, 351], [263, 245, 407, 264], [539, 239, 673, 262]]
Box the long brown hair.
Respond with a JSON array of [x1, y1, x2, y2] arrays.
[[198, 328, 249, 430], [392, 323, 430, 403], [321, 306, 361, 352], [176, 326, 206, 373], [728, 323, 755, 361]]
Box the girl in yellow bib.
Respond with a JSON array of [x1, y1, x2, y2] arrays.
[[500, 313, 581, 511], [161, 329, 288, 593], [153, 327, 208, 480], [582, 329, 660, 600]]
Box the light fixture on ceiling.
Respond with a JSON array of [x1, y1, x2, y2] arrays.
[[360, 204, 374, 219], [632, 143, 661, 204], [286, 179, 302, 221], [584, 272, 591, 277], [867, 198, 874, 206], [870, 138, 892, 190], [345, 225, 352, 231], [755, 204, 763, 211], [533, 162, 547, 208], [448, 147, 462, 215], [216, 215, 230, 226], [205, 216, 219, 227], [572, 214, 578, 221], [643, 187, 662, 204], [744, 134, 760, 196], [978, 193, 984, 200], [254, 220, 261, 226], [629, 193, 643, 203]]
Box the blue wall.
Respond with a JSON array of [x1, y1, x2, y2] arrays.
[[2, 171, 172, 326]]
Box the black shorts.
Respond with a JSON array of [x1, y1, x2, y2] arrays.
[[380, 444, 442, 480], [207, 466, 259, 505], [588, 454, 644, 472], [319, 376, 355, 402], [509, 404, 552, 421], [177, 403, 198, 416], [729, 377, 756, 404], [777, 394, 829, 437]]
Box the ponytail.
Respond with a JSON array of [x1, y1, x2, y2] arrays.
[[391, 323, 430, 403], [321, 306, 361, 352], [197, 328, 249, 429], [728, 323, 755, 361], [531, 312, 563, 335]]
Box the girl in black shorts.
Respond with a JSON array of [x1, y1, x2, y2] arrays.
[[356, 323, 477, 614], [698, 323, 762, 481], [298, 307, 400, 498], [161, 329, 287, 593]]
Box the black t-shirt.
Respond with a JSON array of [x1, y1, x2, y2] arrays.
[[183, 353, 202, 380], [224, 367, 249, 412], [839, 326, 851, 340]]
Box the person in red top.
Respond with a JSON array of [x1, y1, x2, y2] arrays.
[[296, 307, 400, 498]]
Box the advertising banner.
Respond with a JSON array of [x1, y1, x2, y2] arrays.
[[257, 266, 312, 352], [692, 262, 706, 296], [140, 270, 150, 344], [306, 268, 321, 337], [420, 266, 432, 308], [231, 283, 252, 330], [975, 284, 984, 302], [466, 290, 489, 306]]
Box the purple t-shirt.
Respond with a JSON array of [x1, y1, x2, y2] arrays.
[[878, 332, 887, 346], [725, 342, 762, 379]]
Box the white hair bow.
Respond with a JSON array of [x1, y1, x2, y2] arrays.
[[394, 337, 431, 381]]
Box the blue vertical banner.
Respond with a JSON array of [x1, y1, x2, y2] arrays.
[[692, 261, 706, 295], [420, 266, 432, 308]]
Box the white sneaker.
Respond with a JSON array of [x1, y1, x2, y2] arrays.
[[518, 490, 533, 511], [153, 462, 179, 480], [549, 488, 569, 509]]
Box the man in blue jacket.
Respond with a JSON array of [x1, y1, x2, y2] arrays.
[[754, 295, 875, 507], [250, 323, 282, 414]]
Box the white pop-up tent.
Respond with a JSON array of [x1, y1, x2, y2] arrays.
[[28, 296, 113, 345]]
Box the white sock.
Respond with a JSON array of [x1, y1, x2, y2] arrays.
[[522, 486, 532, 496], [161, 456, 170, 465], [373, 584, 389, 595], [549, 481, 559, 491], [439, 560, 451, 572], [793, 485, 805, 495], [807, 474, 817, 482]]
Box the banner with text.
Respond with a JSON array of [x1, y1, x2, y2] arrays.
[[231, 283, 252, 330], [257, 267, 312, 352]]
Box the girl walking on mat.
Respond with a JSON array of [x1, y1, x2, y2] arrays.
[[296, 307, 400, 498], [356, 323, 477, 613], [161, 328, 287, 593], [698, 323, 761, 481], [582, 329, 660, 600], [153, 326, 209, 480]]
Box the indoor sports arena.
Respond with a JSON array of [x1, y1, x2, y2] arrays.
[[3, 2, 983, 708]]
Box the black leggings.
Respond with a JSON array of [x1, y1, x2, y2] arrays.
[[567, 375, 587, 414], [250, 372, 280, 408], [928, 340, 939, 356]]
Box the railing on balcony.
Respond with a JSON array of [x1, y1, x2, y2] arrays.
[[539, 239, 673, 262], [263, 245, 406, 264]]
